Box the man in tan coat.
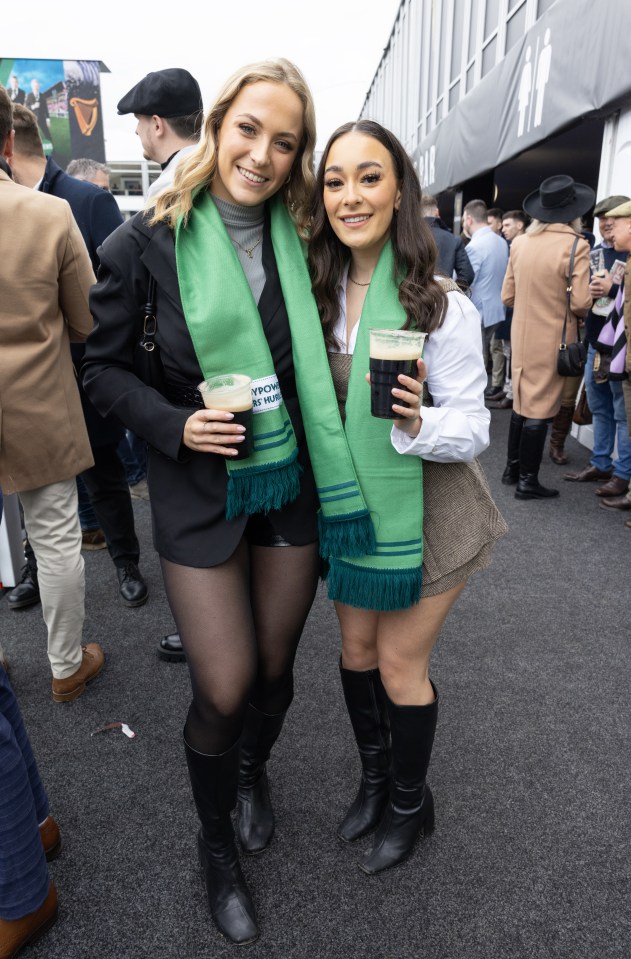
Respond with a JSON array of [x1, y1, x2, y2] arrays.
[[0, 87, 104, 700]]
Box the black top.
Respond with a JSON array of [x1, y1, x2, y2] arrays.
[[82, 205, 318, 566]]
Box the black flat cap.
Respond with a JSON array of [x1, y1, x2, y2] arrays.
[[117, 68, 202, 117]]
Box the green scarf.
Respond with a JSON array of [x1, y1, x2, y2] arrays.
[[175, 193, 423, 610], [314, 243, 424, 611]]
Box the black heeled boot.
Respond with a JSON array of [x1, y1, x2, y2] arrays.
[[236, 704, 287, 854], [184, 737, 259, 945], [515, 419, 559, 500], [501, 411, 525, 485], [337, 664, 390, 843], [360, 682, 438, 875]]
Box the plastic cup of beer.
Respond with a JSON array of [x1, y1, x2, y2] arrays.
[[369, 329, 426, 419], [198, 374, 253, 460]]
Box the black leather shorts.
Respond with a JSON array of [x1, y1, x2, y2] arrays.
[[244, 513, 293, 547]]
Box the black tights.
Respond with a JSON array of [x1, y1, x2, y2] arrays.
[[161, 539, 320, 755]]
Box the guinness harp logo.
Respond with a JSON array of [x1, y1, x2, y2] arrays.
[[69, 97, 98, 136]]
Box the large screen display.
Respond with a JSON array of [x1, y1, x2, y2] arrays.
[[1, 58, 106, 167]]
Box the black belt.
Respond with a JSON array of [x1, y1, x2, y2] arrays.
[[164, 384, 204, 408], [165, 380, 298, 408]]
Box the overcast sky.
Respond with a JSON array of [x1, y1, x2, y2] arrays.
[[4, 0, 402, 160]]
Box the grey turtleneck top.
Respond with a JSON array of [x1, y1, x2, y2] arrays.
[[211, 194, 266, 305]]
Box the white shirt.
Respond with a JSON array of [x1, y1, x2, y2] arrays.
[[147, 145, 197, 199], [331, 271, 490, 463]]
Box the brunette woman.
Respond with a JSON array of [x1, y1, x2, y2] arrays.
[[83, 60, 321, 945], [306, 121, 507, 874]]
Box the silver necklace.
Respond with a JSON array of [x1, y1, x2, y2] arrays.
[[231, 233, 263, 259], [348, 273, 371, 287]]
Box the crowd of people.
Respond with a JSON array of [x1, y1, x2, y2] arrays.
[[423, 185, 630, 505], [1, 54, 629, 956]]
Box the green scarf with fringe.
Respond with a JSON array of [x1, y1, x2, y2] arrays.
[[174, 192, 373, 553], [321, 245, 424, 611]]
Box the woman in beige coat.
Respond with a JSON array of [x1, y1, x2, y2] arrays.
[[501, 175, 593, 499]]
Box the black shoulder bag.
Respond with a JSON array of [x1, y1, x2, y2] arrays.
[[133, 275, 167, 393], [557, 236, 587, 376]]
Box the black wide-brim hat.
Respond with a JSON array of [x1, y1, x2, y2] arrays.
[[522, 175, 595, 224], [117, 68, 202, 118]]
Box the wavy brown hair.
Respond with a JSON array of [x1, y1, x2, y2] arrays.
[[149, 58, 316, 236], [308, 120, 447, 349]]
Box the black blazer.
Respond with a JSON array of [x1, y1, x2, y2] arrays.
[[82, 207, 318, 567], [426, 217, 475, 288]]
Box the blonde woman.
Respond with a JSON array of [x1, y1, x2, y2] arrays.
[[83, 59, 320, 945]]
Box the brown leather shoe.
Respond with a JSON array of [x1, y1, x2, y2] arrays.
[[595, 476, 630, 497], [564, 465, 613, 482], [51, 644, 105, 703], [600, 493, 631, 511], [624, 519, 631, 529], [39, 816, 61, 862], [0, 882, 58, 959]]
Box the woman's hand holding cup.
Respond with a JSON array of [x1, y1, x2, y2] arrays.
[[183, 408, 246, 456], [365, 357, 426, 437]]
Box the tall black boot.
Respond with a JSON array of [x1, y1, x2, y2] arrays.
[[501, 411, 525, 485], [361, 682, 438, 875], [184, 737, 259, 945], [337, 664, 391, 843], [236, 705, 287, 854], [515, 419, 559, 500]]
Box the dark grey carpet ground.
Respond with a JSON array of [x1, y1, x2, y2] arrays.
[[2, 408, 629, 959]]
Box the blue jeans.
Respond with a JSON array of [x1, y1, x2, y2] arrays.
[[584, 345, 631, 479], [0, 667, 50, 919], [117, 431, 147, 486]]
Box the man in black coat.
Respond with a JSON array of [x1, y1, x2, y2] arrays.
[[7, 104, 148, 609], [421, 194, 474, 290]]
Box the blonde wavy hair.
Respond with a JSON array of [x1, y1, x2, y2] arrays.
[[526, 217, 583, 235], [149, 58, 316, 236]]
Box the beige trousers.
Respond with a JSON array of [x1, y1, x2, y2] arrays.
[[19, 478, 85, 679]]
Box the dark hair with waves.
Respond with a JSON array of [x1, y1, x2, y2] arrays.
[[308, 120, 447, 350]]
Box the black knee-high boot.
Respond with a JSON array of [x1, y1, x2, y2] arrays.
[[515, 418, 559, 499], [236, 704, 287, 854], [502, 411, 525, 485], [184, 737, 259, 945], [337, 664, 391, 843], [361, 683, 438, 875]]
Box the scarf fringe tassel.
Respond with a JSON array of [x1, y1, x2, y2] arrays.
[[225, 456, 301, 520], [327, 559, 423, 612], [318, 511, 376, 559]]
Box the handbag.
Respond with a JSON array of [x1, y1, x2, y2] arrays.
[[572, 384, 592, 426], [133, 275, 166, 393], [557, 236, 587, 376]]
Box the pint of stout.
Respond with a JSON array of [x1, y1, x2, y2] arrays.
[[198, 374, 253, 460], [369, 329, 426, 419]]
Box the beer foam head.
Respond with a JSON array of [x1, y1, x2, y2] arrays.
[[198, 373, 252, 411], [369, 329, 426, 360]]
